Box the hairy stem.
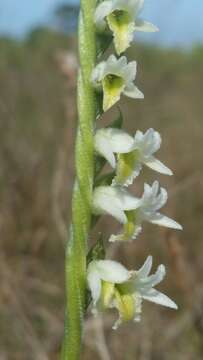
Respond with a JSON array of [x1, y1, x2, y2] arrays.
[[61, 0, 97, 359]]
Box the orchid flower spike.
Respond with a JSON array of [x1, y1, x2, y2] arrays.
[[94, 127, 173, 186], [87, 256, 177, 329], [95, 0, 158, 55], [92, 182, 182, 242], [91, 55, 143, 112]]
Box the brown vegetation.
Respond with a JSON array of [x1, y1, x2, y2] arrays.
[[0, 31, 203, 359]]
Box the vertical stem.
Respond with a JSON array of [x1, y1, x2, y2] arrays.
[[61, 0, 96, 359]]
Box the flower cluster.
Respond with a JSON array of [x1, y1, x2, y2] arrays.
[[87, 0, 182, 329]]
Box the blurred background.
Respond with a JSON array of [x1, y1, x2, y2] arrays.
[[0, 0, 203, 359]]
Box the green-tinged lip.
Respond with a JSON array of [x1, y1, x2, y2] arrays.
[[101, 281, 115, 309], [114, 150, 140, 186], [111, 210, 139, 241], [114, 288, 135, 322], [102, 74, 125, 111], [107, 10, 134, 55], [109, 210, 141, 242], [123, 210, 137, 239], [117, 280, 135, 295]]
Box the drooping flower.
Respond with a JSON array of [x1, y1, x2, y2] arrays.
[[95, 0, 158, 55], [92, 182, 182, 242], [87, 256, 177, 329], [94, 127, 173, 186], [91, 55, 143, 112]]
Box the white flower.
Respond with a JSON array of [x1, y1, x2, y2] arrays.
[[87, 256, 177, 329], [91, 55, 143, 112], [87, 259, 130, 309], [95, 0, 158, 55], [94, 127, 173, 186], [92, 183, 182, 242]]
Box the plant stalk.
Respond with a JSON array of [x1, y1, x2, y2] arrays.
[[61, 0, 97, 359]]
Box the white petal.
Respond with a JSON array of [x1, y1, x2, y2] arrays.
[[117, 55, 128, 68], [137, 256, 152, 277], [92, 186, 141, 224], [87, 268, 101, 305], [96, 260, 130, 283], [155, 187, 168, 210], [123, 61, 137, 83], [142, 288, 178, 309], [150, 264, 166, 286], [92, 186, 140, 223], [115, 187, 141, 211], [140, 264, 166, 288], [103, 54, 126, 77], [134, 0, 145, 15], [94, 130, 116, 168], [151, 180, 159, 196], [124, 83, 144, 99], [134, 19, 159, 32], [102, 128, 135, 154], [95, 1, 113, 30], [144, 157, 173, 176], [92, 186, 127, 223], [101, 186, 140, 211], [109, 0, 143, 16], [149, 213, 183, 230], [143, 182, 153, 198], [141, 182, 168, 213], [91, 61, 106, 85], [139, 128, 161, 155], [134, 129, 144, 143]]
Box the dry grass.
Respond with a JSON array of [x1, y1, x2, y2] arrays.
[[0, 33, 203, 359]]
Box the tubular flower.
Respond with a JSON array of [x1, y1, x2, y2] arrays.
[[92, 182, 182, 242], [87, 256, 177, 329], [94, 127, 173, 186], [91, 55, 143, 112], [95, 0, 158, 55]]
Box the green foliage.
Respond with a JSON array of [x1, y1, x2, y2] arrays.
[[96, 32, 113, 58], [87, 235, 105, 265]]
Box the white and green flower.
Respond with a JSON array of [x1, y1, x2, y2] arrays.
[[87, 256, 177, 329], [95, 127, 173, 186], [92, 182, 182, 242], [91, 55, 143, 112], [95, 0, 158, 55]]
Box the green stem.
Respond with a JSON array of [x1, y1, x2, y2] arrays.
[[61, 0, 97, 359]]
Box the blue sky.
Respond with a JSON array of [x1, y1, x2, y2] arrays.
[[0, 0, 203, 47]]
